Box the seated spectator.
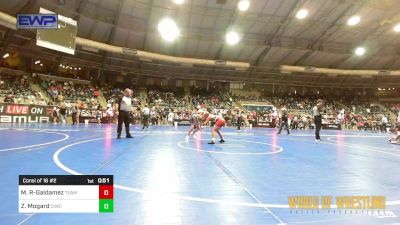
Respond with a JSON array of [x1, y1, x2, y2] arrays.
[[3, 94, 14, 103]]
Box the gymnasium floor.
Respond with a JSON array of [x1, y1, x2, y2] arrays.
[[0, 123, 399, 225]]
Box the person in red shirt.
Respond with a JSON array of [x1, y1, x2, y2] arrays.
[[94, 90, 100, 98]]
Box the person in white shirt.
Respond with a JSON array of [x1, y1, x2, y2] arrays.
[[313, 99, 324, 141], [381, 115, 388, 133], [142, 104, 150, 129], [168, 111, 174, 125], [116, 89, 133, 139], [106, 107, 114, 122], [186, 109, 201, 140], [150, 109, 157, 125], [302, 115, 308, 129]]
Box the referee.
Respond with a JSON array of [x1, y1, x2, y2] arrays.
[[277, 108, 290, 135], [116, 89, 133, 139], [313, 99, 324, 141]]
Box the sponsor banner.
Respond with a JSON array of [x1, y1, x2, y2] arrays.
[[256, 122, 272, 128], [255, 120, 274, 128], [322, 123, 341, 130], [0, 103, 52, 123], [17, 14, 58, 29], [174, 119, 191, 126], [0, 103, 109, 124], [78, 109, 107, 124]]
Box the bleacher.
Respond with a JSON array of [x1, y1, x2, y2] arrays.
[[0, 73, 46, 105]]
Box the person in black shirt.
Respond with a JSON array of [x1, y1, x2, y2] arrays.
[[313, 99, 324, 141], [52, 106, 59, 124], [277, 108, 290, 135], [59, 104, 67, 124], [236, 110, 242, 130], [96, 105, 102, 125], [71, 106, 78, 125]]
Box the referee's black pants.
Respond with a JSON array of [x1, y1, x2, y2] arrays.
[[314, 116, 322, 140], [117, 110, 131, 136]]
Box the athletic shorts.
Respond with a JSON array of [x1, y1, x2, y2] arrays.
[[215, 118, 225, 128]]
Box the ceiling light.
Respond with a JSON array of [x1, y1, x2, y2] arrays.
[[347, 16, 360, 26], [40, 64, 43, 66], [226, 31, 240, 45], [355, 46, 366, 56], [172, 0, 184, 4], [394, 23, 400, 32], [296, 9, 308, 19], [34, 60, 40, 65], [158, 18, 180, 42], [238, 0, 250, 12], [79, 67, 81, 70], [2, 53, 9, 58]]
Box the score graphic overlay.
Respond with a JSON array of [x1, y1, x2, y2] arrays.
[[19, 175, 113, 213]]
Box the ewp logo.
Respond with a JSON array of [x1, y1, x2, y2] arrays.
[[17, 14, 58, 29]]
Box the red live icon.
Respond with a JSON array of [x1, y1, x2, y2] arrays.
[[99, 185, 113, 199]]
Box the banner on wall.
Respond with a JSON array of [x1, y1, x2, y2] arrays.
[[174, 119, 190, 126], [78, 109, 107, 124], [0, 103, 109, 124], [0, 103, 52, 123], [322, 123, 341, 130]]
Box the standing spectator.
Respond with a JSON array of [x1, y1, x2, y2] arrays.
[[96, 106, 102, 125], [106, 106, 114, 124], [150, 108, 157, 125], [302, 115, 308, 129], [292, 116, 299, 130], [381, 115, 388, 133], [59, 103, 67, 124], [142, 104, 150, 129], [52, 106, 59, 124], [168, 110, 174, 125], [237, 110, 242, 130], [71, 106, 78, 125]]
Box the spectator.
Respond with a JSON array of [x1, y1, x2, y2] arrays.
[[71, 106, 78, 125], [59, 103, 67, 124], [4, 94, 14, 103], [381, 115, 388, 132]]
